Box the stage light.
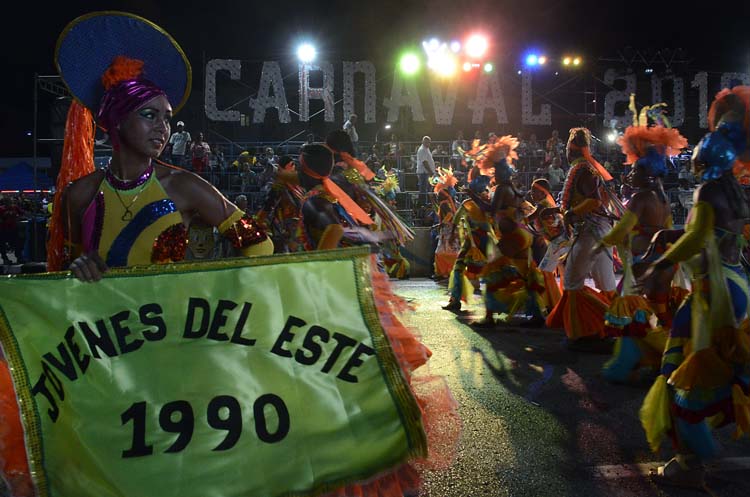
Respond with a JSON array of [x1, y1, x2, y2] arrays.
[[517, 70, 522, 75], [538, 55, 547, 65], [463, 61, 472, 72], [450, 41, 461, 53], [525, 54, 538, 66], [607, 132, 617, 143], [384, 124, 392, 130], [563, 57, 571, 66], [297, 43, 316, 63], [465, 34, 488, 58], [428, 38, 440, 51], [483, 62, 493, 73], [399, 53, 420, 75], [434, 53, 457, 77], [645, 68, 654, 74], [573, 57, 581, 66]]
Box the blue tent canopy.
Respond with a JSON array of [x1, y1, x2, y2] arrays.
[[0, 162, 54, 191]]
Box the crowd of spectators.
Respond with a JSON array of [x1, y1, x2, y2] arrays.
[[0, 125, 700, 267], [0, 193, 50, 266]]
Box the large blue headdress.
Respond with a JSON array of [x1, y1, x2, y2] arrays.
[[696, 127, 738, 182]]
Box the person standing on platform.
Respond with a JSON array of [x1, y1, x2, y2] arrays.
[[343, 113, 359, 157], [167, 120, 191, 168], [416, 136, 436, 201]]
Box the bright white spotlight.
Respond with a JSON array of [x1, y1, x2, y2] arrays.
[[526, 54, 538, 66], [463, 61, 472, 72], [483, 62, 493, 73], [538, 55, 547, 65], [428, 38, 440, 51], [573, 57, 581, 66], [384, 124, 392, 130], [465, 34, 488, 58], [297, 43, 316, 63], [607, 132, 617, 143], [434, 53, 457, 77], [450, 41, 461, 53], [517, 70, 522, 75], [563, 57, 571, 66]]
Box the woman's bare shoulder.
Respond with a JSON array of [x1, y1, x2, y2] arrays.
[[64, 169, 105, 211]]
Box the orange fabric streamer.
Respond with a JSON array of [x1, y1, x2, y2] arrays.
[[300, 162, 374, 225], [339, 152, 375, 181], [580, 146, 613, 181], [532, 182, 556, 207], [46, 100, 96, 271]]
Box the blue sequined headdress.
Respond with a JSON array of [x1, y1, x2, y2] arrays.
[[695, 115, 748, 182]]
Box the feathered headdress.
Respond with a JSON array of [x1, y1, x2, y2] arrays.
[[708, 86, 750, 184], [431, 166, 459, 193], [618, 95, 688, 177], [477, 135, 519, 176]]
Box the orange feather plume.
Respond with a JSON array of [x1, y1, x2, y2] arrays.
[[478, 135, 519, 175], [101, 56, 144, 90], [617, 126, 688, 165]]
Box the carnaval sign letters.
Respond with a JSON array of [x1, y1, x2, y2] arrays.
[[205, 59, 750, 128], [0, 248, 426, 497]]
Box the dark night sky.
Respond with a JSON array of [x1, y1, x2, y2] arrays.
[[3, 0, 749, 156]]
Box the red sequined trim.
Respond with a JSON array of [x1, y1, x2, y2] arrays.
[[151, 223, 189, 263], [223, 215, 269, 249]]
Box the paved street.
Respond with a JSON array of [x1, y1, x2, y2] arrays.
[[395, 278, 750, 497]]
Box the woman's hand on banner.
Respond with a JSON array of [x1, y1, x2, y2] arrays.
[[69, 252, 109, 282]]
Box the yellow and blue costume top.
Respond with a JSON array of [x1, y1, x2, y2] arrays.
[[82, 168, 185, 266]]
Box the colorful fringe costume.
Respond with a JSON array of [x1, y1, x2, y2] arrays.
[[481, 211, 546, 321], [257, 169, 305, 253], [640, 120, 750, 463], [640, 201, 750, 459], [446, 182, 495, 305], [601, 111, 688, 382], [431, 168, 460, 278], [478, 143, 545, 321], [296, 145, 460, 496], [546, 130, 620, 340], [530, 179, 566, 310]]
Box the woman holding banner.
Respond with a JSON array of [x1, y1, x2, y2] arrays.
[[0, 10, 277, 494], [1, 14, 458, 496]]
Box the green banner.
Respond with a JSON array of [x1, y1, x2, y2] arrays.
[[0, 247, 426, 497]]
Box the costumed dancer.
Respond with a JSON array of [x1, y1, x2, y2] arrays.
[[528, 178, 566, 309], [476, 136, 546, 326], [325, 131, 414, 274], [256, 156, 305, 253], [601, 100, 687, 382], [296, 144, 378, 250], [638, 87, 750, 488], [599, 101, 688, 383], [0, 11, 272, 495], [295, 143, 460, 497], [545, 127, 623, 347], [431, 166, 460, 280], [442, 175, 495, 312], [372, 168, 410, 279]]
